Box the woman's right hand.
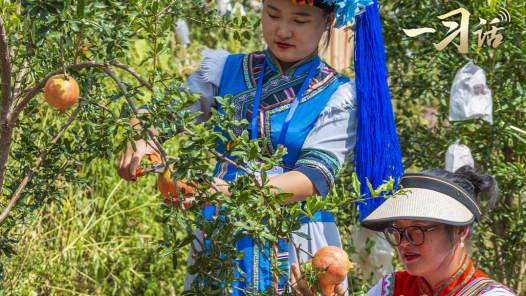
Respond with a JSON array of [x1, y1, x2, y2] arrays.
[[117, 138, 159, 182]]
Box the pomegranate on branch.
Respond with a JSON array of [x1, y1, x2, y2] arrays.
[[44, 74, 80, 109]]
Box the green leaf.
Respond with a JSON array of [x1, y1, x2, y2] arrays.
[[21, 5, 33, 16], [49, 1, 66, 10], [39, 9, 50, 22], [77, 0, 85, 19], [249, 145, 258, 159], [233, 232, 246, 243], [110, 94, 123, 102], [510, 133, 526, 145], [260, 232, 277, 242], [162, 16, 172, 32], [101, 22, 112, 36], [242, 31, 251, 40], [276, 193, 294, 200], [190, 164, 208, 170], [489, 0, 497, 9], [292, 231, 312, 241], [235, 251, 246, 260], [257, 195, 265, 206], [351, 173, 361, 195], [242, 130, 249, 142], [237, 191, 249, 207], [177, 235, 197, 248], [366, 179, 375, 196], [253, 19, 261, 30], [159, 247, 173, 258], [69, 21, 80, 32], [260, 169, 267, 183], [226, 271, 235, 284], [37, 26, 51, 36]]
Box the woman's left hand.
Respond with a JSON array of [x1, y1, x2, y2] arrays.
[[290, 263, 346, 296]]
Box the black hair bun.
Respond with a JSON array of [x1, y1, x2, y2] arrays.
[[454, 166, 498, 199]]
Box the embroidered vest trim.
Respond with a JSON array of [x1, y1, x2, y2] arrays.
[[380, 257, 515, 296]]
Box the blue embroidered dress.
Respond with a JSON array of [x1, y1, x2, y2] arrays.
[[174, 49, 358, 294]]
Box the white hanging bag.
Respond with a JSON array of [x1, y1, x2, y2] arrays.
[[175, 19, 190, 48], [445, 139, 475, 173], [350, 226, 394, 284]]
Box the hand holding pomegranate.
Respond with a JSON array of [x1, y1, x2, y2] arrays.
[[158, 169, 197, 207], [158, 169, 230, 209], [291, 263, 346, 296], [290, 246, 356, 296]]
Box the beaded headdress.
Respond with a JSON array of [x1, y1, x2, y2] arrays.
[[292, 0, 405, 219], [292, 0, 374, 28]]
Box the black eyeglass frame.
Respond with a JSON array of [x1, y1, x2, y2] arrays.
[[383, 224, 443, 246]]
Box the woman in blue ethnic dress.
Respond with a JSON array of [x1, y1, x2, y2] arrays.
[[117, 0, 404, 294]]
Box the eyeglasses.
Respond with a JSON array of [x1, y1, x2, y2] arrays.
[[383, 224, 442, 246]]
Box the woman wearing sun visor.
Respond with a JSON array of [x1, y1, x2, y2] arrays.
[[360, 165, 515, 296]]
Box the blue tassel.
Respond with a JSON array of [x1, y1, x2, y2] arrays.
[[353, 0, 404, 220]]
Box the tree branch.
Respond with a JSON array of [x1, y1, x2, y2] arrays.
[[59, 30, 69, 80], [0, 104, 83, 225], [99, 65, 202, 254], [13, 81, 35, 102], [78, 97, 112, 113], [108, 60, 152, 90], [253, 238, 302, 295], [0, 15, 13, 125], [199, 267, 258, 295], [288, 233, 314, 263], [0, 15, 13, 198], [73, 27, 83, 67], [99, 66, 139, 114]]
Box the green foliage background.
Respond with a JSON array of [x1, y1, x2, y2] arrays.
[[0, 0, 524, 295], [0, 1, 266, 294], [381, 0, 526, 293]]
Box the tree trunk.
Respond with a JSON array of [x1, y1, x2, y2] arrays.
[[0, 16, 13, 195]]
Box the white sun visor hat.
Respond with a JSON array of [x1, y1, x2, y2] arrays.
[[449, 59, 493, 124], [361, 173, 481, 232]]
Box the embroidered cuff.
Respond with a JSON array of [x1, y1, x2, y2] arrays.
[[294, 149, 341, 190], [294, 165, 331, 197]]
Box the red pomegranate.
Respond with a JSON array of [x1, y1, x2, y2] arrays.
[[44, 75, 80, 109], [311, 246, 356, 294]]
